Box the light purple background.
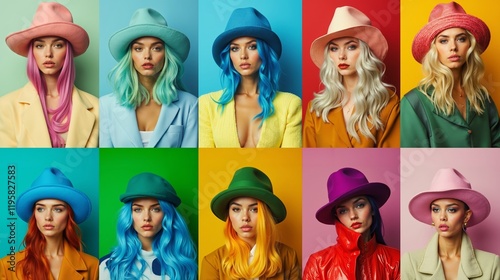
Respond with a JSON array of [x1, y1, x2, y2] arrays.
[[302, 148, 401, 271], [401, 148, 500, 255]]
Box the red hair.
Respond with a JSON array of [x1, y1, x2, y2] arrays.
[[17, 205, 82, 280]]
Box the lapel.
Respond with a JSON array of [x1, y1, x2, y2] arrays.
[[226, 98, 243, 147], [66, 88, 96, 147], [111, 101, 143, 147], [327, 107, 353, 147], [57, 241, 87, 280], [148, 96, 180, 147], [17, 83, 52, 146], [459, 233, 483, 279]]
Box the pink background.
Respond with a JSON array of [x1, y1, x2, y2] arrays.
[[302, 148, 400, 271], [401, 149, 500, 255]]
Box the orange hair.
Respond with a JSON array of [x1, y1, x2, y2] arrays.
[[221, 200, 282, 278], [17, 205, 82, 280]]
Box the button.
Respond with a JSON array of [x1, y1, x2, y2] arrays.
[[467, 130, 472, 134]]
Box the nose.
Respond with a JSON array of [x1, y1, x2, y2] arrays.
[[144, 48, 152, 60], [44, 46, 53, 58], [440, 212, 447, 221], [338, 49, 346, 60], [143, 211, 152, 222], [241, 211, 250, 222], [240, 48, 248, 60], [44, 211, 53, 221], [450, 41, 457, 52], [349, 209, 358, 220]]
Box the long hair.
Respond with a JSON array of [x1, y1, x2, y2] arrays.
[[105, 200, 197, 280], [310, 39, 393, 144], [17, 205, 81, 280], [27, 40, 75, 148], [419, 30, 489, 115], [221, 200, 282, 279], [215, 39, 280, 124], [108, 43, 186, 109], [366, 196, 386, 245]]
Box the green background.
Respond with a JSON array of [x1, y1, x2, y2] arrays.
[[98, 148, 199, 257]]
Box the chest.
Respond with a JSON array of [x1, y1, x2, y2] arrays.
[[136, 102, 161, 131], [234, 95, 262, 148]]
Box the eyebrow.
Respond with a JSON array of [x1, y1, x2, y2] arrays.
[[231, 39, 257, 46], [132, 203, 160, 207], [132, 41, 163, 45], [437, 33, 467, 38], [35, 203, 66, 207], [431, 203, 460, 207], [34, 38, 64, 43], [337, 197, 366, 208], [330, 40, 358, 46], [230, 202, 258, 207]]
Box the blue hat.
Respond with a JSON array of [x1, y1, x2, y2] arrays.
[[212, 7, 282, 67], [109, 8, 190, 62], [120, 172, 181, 207], [16, 168, 92, 224]]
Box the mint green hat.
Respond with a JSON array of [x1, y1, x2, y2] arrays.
[[120, 172, 181, 207]]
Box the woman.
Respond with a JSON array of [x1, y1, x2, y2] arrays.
[[199, 7, 302, 148], [303, 6, 400, 148], [100, 172, 197, 280], [403, 168, 500, 279], [100, 8, 198, 147], [0, 167, 98, 279], [200, 166, 300, 279], [0, 2, 98, 147], [303, 167, 400, 279], [401, 2, 500, 147]]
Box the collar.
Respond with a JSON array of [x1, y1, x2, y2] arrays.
[[335, 222, 377, 256], [59, 240, 89, 280]]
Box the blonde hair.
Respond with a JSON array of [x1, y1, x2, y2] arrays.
[[221, 201, 282, 279], [418, 30, 489, 115], [310, 39, 393, 143]]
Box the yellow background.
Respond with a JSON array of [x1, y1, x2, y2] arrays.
[[401, 0, 500, 108], [198, 148, 302, 269]]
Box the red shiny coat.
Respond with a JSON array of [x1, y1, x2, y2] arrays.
[[303, 222, 400, 280]]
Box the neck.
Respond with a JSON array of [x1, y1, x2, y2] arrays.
[[238, 75, 259, 97], [139, 75, 157, 97], [44, 235, 64, 257], [44, 74, 59, 96], [139, 236, 154, 251], [342, 74, 358, 93], [438, 233, 462, 258]]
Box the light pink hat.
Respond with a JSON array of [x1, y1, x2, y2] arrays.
[[309, 6, 388, 68], [5, 2, 89, 57], [409, 168, 490, 227], [412, 1, 490, 63]]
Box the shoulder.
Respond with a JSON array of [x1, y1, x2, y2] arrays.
[[175, 90, 198, 104], [0, 84, 33, 104], [76, 87, 98, 103], [274, 91, 301, 104], [99, 252, 112, 265], [78, 251, 99, 267], [402, 248, 426, 264], [200, 90, 223, 102], [473, 249, 499, 262], [307, 245, 337, 259], [376, 244, 401, 260], [275, 242, 299, 257]]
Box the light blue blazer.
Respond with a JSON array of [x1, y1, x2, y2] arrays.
[[99, 91, 198, 147]]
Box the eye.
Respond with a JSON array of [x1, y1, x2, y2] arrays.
[[447, 208, 458, 213], [230, 46, 239, 52], [431, 207, 440, 213], [34, 44, 44, 49], [248, 44, 257, 50], [439, 39, 448, 44], [153, 45, 163, 52], [457, 36, 467, 43], [133, 46, 142, 52], [231, 207, 241, 213], [53, 207, 64, 213], [329, 45, 338, 52], [36, 207, 45, 212], [54, 43, 64, 48], [336, 208, 347, 215], [250, 207, 258, 213], [347, 44, 357, 50], [133, 208, 142, 213], [354, 202, 365, 209], [151, 207, 162, 213]]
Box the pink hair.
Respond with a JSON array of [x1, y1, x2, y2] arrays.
[[27, 40, 75, 147]]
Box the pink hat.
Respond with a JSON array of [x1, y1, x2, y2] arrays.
[[409, 168, 490, 227], [412, 2, 490, 63], [310, 6, 388, 68], [5, 2, 89, 57]]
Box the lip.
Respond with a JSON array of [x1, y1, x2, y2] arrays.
[[448, 55, 461, 62], [43, 61, 55, 68], [142, 225, 153, 231], [240, 63, 251, 69], [43, 224, 54, 230], [338, 63, 350, 70], [142, 63, 154, 69], [438, 224, 449, 231], [240, 225, 253, 232], [351, 222, 362, 229]]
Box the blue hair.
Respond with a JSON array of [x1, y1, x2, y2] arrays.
[[105, 200, 197, 280], [366, 196, 386, 245], [108, 43, 186, 109], [215, 39, 280, 124]]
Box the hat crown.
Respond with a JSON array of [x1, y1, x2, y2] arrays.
[[30, 2, 74, 27], [429, 168, 471, 192], [32, 167, 73, 188], [327, 6, 372, 34], [225, 7, 272, 32], [428, 2, 466, 22], [229, 167, 273, 193], [129, 8, 167, 27], [326, 168, 369, 202]]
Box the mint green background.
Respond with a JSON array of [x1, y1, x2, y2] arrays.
[[99, 148, 198, 258], [0, 0, 99, 96]]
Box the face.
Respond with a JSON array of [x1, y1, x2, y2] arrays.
[[229, 36, 262, 78], [131, 37, 166, 79], [132, 198, 164, 244], [34, 199, 69, 238], [32, 37, 67, 76], [335, 196, 373, 234], [228, 197, 259, 246], [431, 198, 471, 238], [328, 37, 360, 77], [434, 28, 470, 70]]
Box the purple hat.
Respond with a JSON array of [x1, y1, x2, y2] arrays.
[[316, 167, 391, 224], [412, 2, 490, 63], [409, 168, 490, 227]]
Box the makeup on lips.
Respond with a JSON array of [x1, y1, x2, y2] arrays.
[[351, 222, 362, 229], [438, 224, 449, 231], [338, 63, 350, 70], [142, 224, 154, 231], [448, 55, 460, 62], [43, 61, 55, 68]]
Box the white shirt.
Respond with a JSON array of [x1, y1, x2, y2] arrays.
[[99, 249, 170, 280], [139, 131, 154, 147]]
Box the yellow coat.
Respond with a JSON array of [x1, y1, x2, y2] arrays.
[[199, 90, 302, 147], [0, 241, 99, 280], [0, 83, 99, 147], [303, 92, 400, 147]]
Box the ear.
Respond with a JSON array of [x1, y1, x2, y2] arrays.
[[464, 209, 472, 223]]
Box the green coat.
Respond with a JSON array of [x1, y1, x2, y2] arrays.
[[402, 233, 500, 279], [401, 88, 500, 147]]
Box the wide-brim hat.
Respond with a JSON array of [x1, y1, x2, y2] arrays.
[[212, 7, 282, 67], [211, 167, 287, 223], [310, 6, 388, 68], [120, 172, 181, 207], [16, 167, 92, 224], [412, 2, 490, 63], [109, 8, 190, 62], [5, 2, 89, 57], [409, 168, 490, 227], [316, 167, 391, 225]]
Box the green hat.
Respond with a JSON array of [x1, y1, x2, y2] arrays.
[[120, 172, 181, 207], [211, 167, 287, 223]]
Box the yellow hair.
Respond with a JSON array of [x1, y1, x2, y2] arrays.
[[221, 201, 282, 279]]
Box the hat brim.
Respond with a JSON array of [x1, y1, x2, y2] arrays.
[[412, 14, 490, 63], [16, 184, 91, 224], [211, 187, 287, 224], [212, 26, 282, 67], [5, 22, 89, 57], [409, 189, 490, 227], [310, 25, 388, 68], [315, 182, 390, 225], [119, 192, 181, 207], [109, 24, 190, 62]]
